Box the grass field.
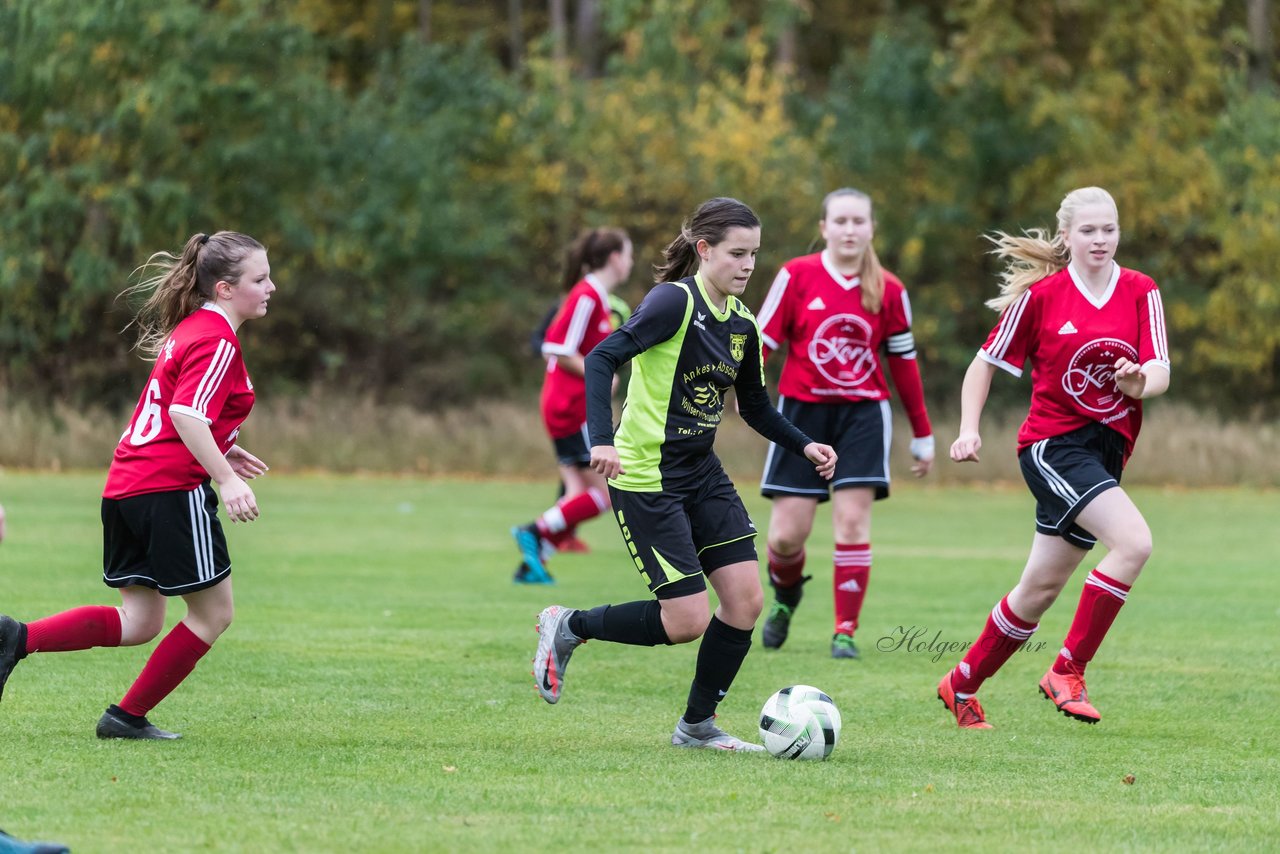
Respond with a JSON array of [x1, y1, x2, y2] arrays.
[[0, 472, 1277, 852]]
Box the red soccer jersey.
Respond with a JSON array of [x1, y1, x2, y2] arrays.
[[757, 251, 931, 435], [979, 263, 1170, 462], [103, 305, 255, 499], [539, 275, 613, 439]]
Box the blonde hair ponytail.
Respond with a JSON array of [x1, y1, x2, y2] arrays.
[[983, 228, 1067, 312], [858, 242, 886, 314], [984, 186, 1118, 313]]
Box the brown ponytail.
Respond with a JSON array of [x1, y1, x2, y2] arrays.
[[560, 227, 629, 292], [121, 231, 265, 357], [654, 197, 761, 283]]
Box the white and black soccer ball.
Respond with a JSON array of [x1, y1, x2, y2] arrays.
[[759, 685, 841, 760]]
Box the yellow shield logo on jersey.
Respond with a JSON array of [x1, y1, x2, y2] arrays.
[[729, 333, 748, 362]]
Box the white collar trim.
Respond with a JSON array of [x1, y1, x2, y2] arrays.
[[821, 250, 861, 292], [1067, 261, 1119, 309], [584, 273, 610, 304], [201, 302, 238, 335]]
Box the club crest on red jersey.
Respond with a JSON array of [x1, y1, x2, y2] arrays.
[[808, 314, 876, 388], [1062, 337, 1138, 413]]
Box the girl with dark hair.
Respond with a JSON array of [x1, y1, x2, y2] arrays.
[[755, 188, 935, 660], [512, 227, 634, 583], [530, 198, 837, 750], [0, 231, 275, 740], [937, 187, 1170, 728]]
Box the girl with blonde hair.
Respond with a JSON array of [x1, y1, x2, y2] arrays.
[[937, 187, 1170, 728]]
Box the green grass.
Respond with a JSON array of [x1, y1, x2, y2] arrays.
[[0, 472, 1277, 852]]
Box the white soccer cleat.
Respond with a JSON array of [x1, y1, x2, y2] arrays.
[[671, 716, 765, 751], [532, 605, 582, 704]]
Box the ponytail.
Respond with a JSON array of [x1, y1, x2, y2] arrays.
[[121, 231, 265, 357], [560, 227, 629, 292], [654, 229, 701, 283], [654, 197, 760, 283], [985, 186, 1118, 313], [984, 229, 1068, 312], [857, 243, 886, 314]]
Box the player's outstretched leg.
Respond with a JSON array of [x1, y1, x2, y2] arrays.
[[671, 716, 765, 751], [532, 605, 583, 704]]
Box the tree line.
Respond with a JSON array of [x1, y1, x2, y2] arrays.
[[1, 0, 1277, 414]]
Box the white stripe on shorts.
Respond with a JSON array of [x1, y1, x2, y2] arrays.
[[188, 486, 214, 582], [1030, 439, 1080, 509], [878, 400, 892, 484]]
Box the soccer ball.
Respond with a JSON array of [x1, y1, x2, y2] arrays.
[[758, 685, 841, 760]]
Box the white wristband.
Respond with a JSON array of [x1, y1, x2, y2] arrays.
[[910, 435, 935, 461]]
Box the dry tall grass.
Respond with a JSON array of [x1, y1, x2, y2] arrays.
[[1, 394, 1275, 487]]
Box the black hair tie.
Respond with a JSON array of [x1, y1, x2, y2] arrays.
[[198, 234, 210, 246]]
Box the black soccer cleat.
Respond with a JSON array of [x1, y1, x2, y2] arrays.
[[96, 706, 182, 740], [0, 615, 29, 703], [761, 575, 810, 650], [831, 633, 860, 660], [761, 602, 795, 649]]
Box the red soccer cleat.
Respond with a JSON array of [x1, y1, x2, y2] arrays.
[[937, 672, 993, 729], [1039, 668, 1101, 723]]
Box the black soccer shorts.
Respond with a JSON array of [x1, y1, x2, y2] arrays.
[[1018, 422, 1126, 550], [608, 466, 758, 600], [761, 397, 891, 502], [102, 483, 231, 595]]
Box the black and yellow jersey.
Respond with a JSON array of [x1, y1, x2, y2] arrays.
[[585, 273, 812, 492]]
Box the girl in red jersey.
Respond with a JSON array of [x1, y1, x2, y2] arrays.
[[937, 187, 1170, 729], [0, 232, 275, 739], [755, 188, 935, 659], [512, 228, 634, 584]]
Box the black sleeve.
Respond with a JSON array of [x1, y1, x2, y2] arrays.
[[623, 282, 689, 349], [584, 283, 689, 447], [734, 329, 813, 457], [585, 329, 644, 448]]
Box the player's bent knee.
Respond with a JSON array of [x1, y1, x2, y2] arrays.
[[1131, 532, 1153, 565], [663, 611, 710, 644], [740, 587, 765, 621], [768, 537, 806, 559], [123, 622, 164, 646]]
